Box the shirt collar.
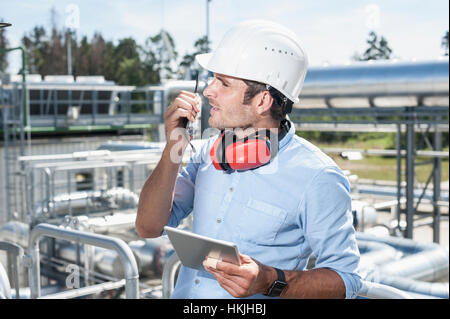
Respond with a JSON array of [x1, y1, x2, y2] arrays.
[[278, 120, 295, 150]]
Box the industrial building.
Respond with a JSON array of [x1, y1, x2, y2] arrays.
[[1, 44, 448, 299]]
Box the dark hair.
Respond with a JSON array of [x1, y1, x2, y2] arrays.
[[242, 79, 287, 121]]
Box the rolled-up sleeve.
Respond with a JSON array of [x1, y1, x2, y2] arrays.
[[167, 140, 210, 228], [302, 166, 362, 299]]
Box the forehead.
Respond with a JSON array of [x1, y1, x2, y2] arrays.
[[214, 73, 246, 86]]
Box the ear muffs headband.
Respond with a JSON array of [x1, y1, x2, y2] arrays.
[[210, 120, 291, 172]]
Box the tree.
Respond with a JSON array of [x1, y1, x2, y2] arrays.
[[354, 31, 392, 61], [21, 26, 48, 74], [20, 8, 68, 76], [89, 33, 105, 75], [115, 57, 145, 86], [112, 37, 146, 85], [73, 35, 91, 76], [179, 36, 211, 79], [0, 19, 9, 73], [141, 30, 179, 82], [180, 36, 210, 68], [103, 40, 117, 81], [442, 30, 449, 56], [16, 8, 207, 86]]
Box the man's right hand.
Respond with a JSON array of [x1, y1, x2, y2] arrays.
[[163, 90, 200, 142], [136, 90, 201, 238]]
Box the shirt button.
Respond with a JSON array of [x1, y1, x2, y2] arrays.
[[229, 187, 234, 192], [216, 218, 222, 223], [194, 279, 200, 285]]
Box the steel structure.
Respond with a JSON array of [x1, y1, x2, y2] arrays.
[[28, 223, 139, 299], [289, 59, 449, 242], [0, 59, 448, 251]]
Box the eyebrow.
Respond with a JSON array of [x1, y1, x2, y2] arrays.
[[215, 74, 231, 86]]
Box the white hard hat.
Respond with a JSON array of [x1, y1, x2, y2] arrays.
[[196, 19, 308, 103]]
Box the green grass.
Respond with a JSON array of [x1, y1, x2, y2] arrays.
[[330, 155, 449, 183], [308, 139, 449, 183]]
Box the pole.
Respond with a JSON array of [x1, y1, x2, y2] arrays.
[[0, 47, 29, 134], [432, 117, 442, 243], [67, 31, 72, 75], [206, 0, 211, 50], [396, 124, 402, 229], [405, 117, 415, 239]]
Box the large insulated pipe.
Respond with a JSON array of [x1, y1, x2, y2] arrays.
[[356, 232, 444, 255], [302, 60, 449, 101], [28, 223, 139, 299], [356, 232, 449, 297], [357, 232, 449, 282], [357, 240, 401, 269], [33, 188, 139, 219], [0, 221, 30, 248], [94, 237, 174, 278], [363, 271, 449, 299], [380, 247, 449, 282], [358, 280, 413, 299]]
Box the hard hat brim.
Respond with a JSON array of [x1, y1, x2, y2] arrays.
[[195, 53, 213, 71], [195, 51, 301, 103]]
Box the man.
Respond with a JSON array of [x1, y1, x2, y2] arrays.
[[136, 20, 361, 299]]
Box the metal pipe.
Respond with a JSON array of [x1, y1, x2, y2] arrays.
[[39, 279, 125, 299], [90, 237, 174, 278], [357, 240, 400, 269], [433, 118, 442, 243], [357, 232, 441, 255], [396, 124, 402, 230], [28, 223, 139, 299], [358, 280, 413, 299], [301, 60, 449, 103], [0, 241, 24, 298], [380, 247, 449, 282], [33, 188, 139, 219], [357, 232, 449, 283], [405, 117, 416, 239], [363, 271, 448, 299], [162, 253, 181, 299]]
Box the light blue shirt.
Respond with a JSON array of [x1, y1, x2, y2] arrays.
[[167, 122, 362, 299]]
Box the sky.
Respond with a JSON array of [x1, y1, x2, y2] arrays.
[[1, 0, 449, 74]]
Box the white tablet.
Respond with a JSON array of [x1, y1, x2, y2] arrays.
[[164, 226, 241, 270]]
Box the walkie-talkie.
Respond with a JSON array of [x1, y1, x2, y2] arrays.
[[184, 73, 200, 153]]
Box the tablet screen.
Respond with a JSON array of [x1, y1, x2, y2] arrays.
[[164, 226, 241, 270]]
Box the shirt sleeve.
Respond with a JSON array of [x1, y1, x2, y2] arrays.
[[166, 140, 209, 228], [302, 166, 362, 299]]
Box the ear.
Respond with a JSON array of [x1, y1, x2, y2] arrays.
[[254, 91, 274, 116]]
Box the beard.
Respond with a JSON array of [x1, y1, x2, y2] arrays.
[[208, 105, 255, 131]]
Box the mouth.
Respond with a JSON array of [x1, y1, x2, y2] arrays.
[[210, 106, 220, 115]]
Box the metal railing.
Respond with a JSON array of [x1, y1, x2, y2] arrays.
[[27, 223, 139, 299], [0, 241, 24, 298]]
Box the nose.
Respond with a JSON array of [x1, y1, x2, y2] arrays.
[[202, 79, 217, 99]]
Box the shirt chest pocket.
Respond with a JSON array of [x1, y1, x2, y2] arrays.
[[235, 199, 288, 245]]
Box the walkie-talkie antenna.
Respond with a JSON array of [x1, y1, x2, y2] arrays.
[[185, 72, 200, 153]]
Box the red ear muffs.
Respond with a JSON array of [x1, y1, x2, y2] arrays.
[[210, 131, 271, 172], [209, 120, 291, 172]]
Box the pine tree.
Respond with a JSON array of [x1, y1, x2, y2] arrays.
[[354, 31, 392, 61], [442, 30, 449, 56], [0, 20, 9, 72], [21, 26, 47, 74]]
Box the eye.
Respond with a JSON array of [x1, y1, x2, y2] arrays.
[[218, 78, 230, 87]]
